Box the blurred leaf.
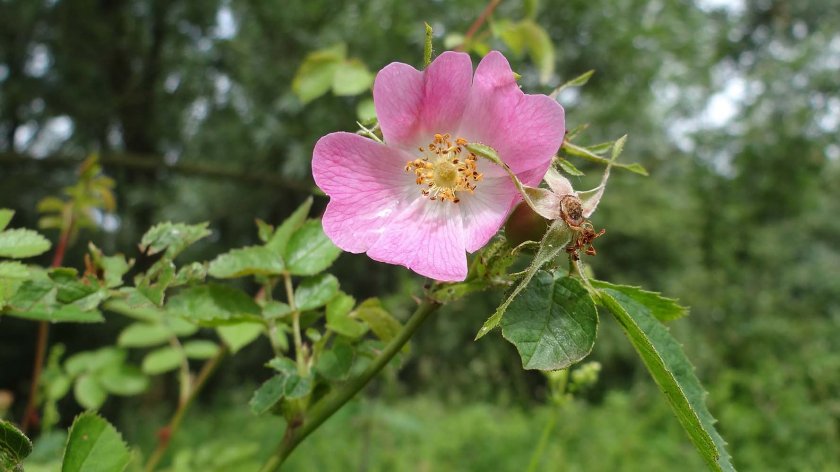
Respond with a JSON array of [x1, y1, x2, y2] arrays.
[[167, 284, 261, 325], [356, 98, 376, 123], [0, 209, 13, 232], [97, 366, 148, 396], [173, 262, 207, 286], [0, 419, 32, 472], [355, 299, 401, 343], [249, 368, 313, 415], [325, 293, 367, 339], [61, 412, 129, 472], [262, 301, 293, 321], [255, 219, 274, 243], [556, 158, 585, 177], [139, 222, 210, 259], [99, 255, 130, 289], [592, 280, 687, 322], [267, 197, 313, 255], [117, 323, 171, 348], [292, 43, 347, 104], [0, 229, 51, 259], [599, 288, 734, 472], [141, 347, 184, 375], [550, 69, 595, 97], [208, 246, 285, 279], [0, 261, 29, 305], [524, 0, 541, 18], [332, 59, 373, 96], [496, 20, 555, 84], [501, 270, 598, 370], [73, 375, 107, 410], [284, 219, 341, 276], [315, 340, 355, 381], [217, 322, 264, 354], [295, 274, 339, 311], [183, 340, 219, 359]]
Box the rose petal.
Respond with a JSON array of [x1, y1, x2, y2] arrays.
[[367, 198, 467, 281], [458, 51, 565, 184], [373, 51, 473, 150], [312, 132, 417, 252], [459, 176, 519, 252]]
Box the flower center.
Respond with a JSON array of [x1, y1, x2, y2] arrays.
[[405, 133, 483, 203]]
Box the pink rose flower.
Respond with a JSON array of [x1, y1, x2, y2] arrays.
[[312, 51, 565, 281]]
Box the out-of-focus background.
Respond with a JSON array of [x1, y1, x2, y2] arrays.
[[1, 0, 839, 470]]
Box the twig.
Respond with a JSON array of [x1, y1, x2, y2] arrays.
[[459, 0, 502, 49]]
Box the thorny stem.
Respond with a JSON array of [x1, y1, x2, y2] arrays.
[[21, 219, 73, 433], [143, 346, 228, 472], [258, 298, 441, 471], [284, 273, 305, 374]]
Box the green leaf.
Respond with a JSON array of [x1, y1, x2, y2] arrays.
[[97, 366, 148, 396], [0, 419, 32, 472], [217, 322, 264, 353], [550, 69, 595, 97], [166, 284, 261, 325], [598, 288, 734, 472], [0, 209, 14, 232], [356, 98, 376, 123], [0, 261, 29, 305], [496, 20, 555, 84], [65, 348, 125, 376], [292, 44, 347, 104], [100, 255, 130, 289], [267, 198, 313, 255], [73, 375, 107, 410], [249, 370, 313, 415], [208, 246, 285, 279], [332, 59, 373, 96], [476, 220, 571, 339], [555, 157, 585, 177], [61, 412, 129, 472], [325, 293, 367, 339], [0, 228, 52, 259], [255, 219, 274, 243], [355, 299, 402, 343], [295, 274, 339, 311], [140, 222, 210, 259], [501, 271, 598, 370], [315, 340, 355, 381], [284, 219, 342, 276], [183, 340, 220, 359], [141, 347, 185, 375], [591, 280, 687, 322], [262, 301, 293, 321], [117, 323, 171, 348]]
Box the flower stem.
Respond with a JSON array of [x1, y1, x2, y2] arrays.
[[258, 298, 441, 471], [21, 222, 72, 433], [143, 345, 227, 472]]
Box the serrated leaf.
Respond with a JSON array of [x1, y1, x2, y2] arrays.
[[476, 220, 571, 339], [315, 340, 355, 381], [295, 274, 339, 311], [183, 340, 219, 359], [284, 219, 341, 276], [598, 288, 734, 472], [0, 419, 32, 471], [501, 270, 598, 370], [141, 347, 184, 375], [556, 157, 585, 177], [332, 59, 373, 96], [0, 209, 14, 232], [100, 255, 130, 288], [249, 370, 313, 415], [117, 323, 171, 348], [591, 280, 687, 322], [166, 284, 261, 325], [0, 261, 29, 305], [0, 228, 52, 259], [139, 222, 210, 259], [292, 44, 347, 104], [208, 246, 285, 279], [355, 299, 401, 343], [267, 198, 313, 255], [217, 322, 264, 353], [61, 412, 129, 472], [73, 375, 107, 410]]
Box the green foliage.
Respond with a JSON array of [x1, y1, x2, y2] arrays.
[[495, 19, 555, 84], [140, 222, 211, 259], [208, 246, 285, 278], [250, 359, 313, 415], [292, 44, 373, 103], [294, 274, 339, 311], [63, 347, 148, 409], [592, 280, 687, 322], [142, 347, 185, 375], [61, 412, 129, 472], [0, 420, 32, 472], [501, 271, 598, 370], [166, 284, 261, 325], [598, 287, 733, 472], [284, 219, 342, 276], [0, 228, 52, 259]]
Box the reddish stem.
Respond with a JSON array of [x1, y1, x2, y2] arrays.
[[459, 0, 502, 50]]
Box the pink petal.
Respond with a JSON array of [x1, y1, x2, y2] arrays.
[[459, 176, 519, 252], [312, 132, 417, 253], [458, 51, 565, 185], [373, 51, 473, 150], [367, 199, 467, 281]]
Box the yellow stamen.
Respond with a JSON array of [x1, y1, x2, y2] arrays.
[[405, 133, 483, 203]]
